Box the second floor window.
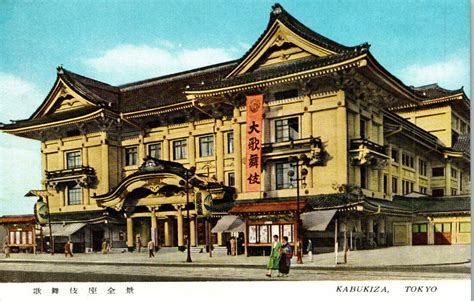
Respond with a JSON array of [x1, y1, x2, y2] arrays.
[[275, 117, 299, 142], [67, 184, 82, 205], [402, 180, 414, 195], [199, 136, 214, 157], [124, 147, 138, 166], [275, 162, 296, 190], [391, 149, 398, 163], [173, 139, 187, 160], [227, 132, 234, 154], [419, 159, 427, 176], [392, 177, 398, 194], [66, 151, 81, 168], [451, 168, 458, 179], [148, 143, 161, 159], [402, 153, 414, 168], [432, 167, 444, 177]]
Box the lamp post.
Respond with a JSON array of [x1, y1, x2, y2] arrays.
[[180, 166, 196, 263], [287, 154, 308, 264]]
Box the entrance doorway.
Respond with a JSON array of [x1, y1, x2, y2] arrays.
[[434, 223, 452, 245], [92, 230, 104, 252], [412, 223, 428, 245]]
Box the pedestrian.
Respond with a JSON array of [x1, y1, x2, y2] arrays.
[[230, 236, 236, 256], [106, 239, 111, 253], [101, 239, 107, 254], [237, 234, 244, 255], [147, 240, 155, 258], [278, 236, 293, 277], [265, 235, 281, 277], [64, 240, 73, 257], [136, 236, 142, 253], [3, 241, 10, 258], [306, 239, 313, 262]]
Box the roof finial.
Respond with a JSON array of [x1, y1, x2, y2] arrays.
[[57, 64, 64, 74], [272, 3, 283, 15]]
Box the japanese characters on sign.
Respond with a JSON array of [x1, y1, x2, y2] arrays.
[[245, 94, 264, 192]]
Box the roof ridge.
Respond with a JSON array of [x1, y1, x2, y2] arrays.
[[118, 60, 238, 90], [59, 66, 119, 92]]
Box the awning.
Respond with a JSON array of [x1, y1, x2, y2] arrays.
[[40, 223, 86, 237], [211, 215, 245, 233], [301, 209, 337, 231]]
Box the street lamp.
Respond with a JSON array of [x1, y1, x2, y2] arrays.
[[287, 154, 308, 264], [180, 166, 196, 263]]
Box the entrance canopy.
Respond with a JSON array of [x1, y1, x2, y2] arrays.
[[301, 209, 337, 231], [211, 215, 245, 233], [40, 223, 86, 237]]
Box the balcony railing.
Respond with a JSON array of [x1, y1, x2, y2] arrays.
[[350, 138, 386, 154], [45, 166, 96, 180]]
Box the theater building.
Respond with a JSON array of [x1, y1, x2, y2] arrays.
[[1, 4, 470, 254]]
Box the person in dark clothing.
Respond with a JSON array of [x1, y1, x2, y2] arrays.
[[226, 237, 231, 255], [278, 236, 293, 277]]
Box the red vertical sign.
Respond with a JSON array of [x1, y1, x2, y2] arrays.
[[245, 94, 264, 192]]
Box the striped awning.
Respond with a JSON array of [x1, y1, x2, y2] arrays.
[[211, 215, 245, 233], [301, 209, 337, 231], [40, 223, 86, 237]]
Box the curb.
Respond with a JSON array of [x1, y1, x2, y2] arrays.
[[0, 259, 470, 273]]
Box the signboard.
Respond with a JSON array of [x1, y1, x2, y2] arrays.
[[245, 94, 264, 192], [34, 200, 49, 225]]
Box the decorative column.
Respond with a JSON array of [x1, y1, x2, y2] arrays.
[[150, 208, 158, 246], [387, 144, 393, 195], [188, 124, 196, 167], [335, 96, 348, 186], [302, 94, 313, 188], [164, 218, 172, 247], [138, 133, 145, 161], [176, 206, 184, 247], [215, 119, 225, 183], [445, 159, 452, 195], [190, 216, 197, 247], [100, 136, 110, 194], [233, 107, 243, 193], [163, 130, 170, 161], [367, 218, 374, 241], [82, 141, 91, 205], [126, 217, 134, 251]]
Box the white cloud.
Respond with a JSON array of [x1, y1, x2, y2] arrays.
[[398, 49, 470, 94], [83, 43, 241, 84], [0, 73, 44, 122]]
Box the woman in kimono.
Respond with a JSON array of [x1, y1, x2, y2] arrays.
[[266, 235, 281, 277], [278, 236, 293, 277]]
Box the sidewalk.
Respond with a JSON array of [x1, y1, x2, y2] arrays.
[[0, 245, 470, 270]]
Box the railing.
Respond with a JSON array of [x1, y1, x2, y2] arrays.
[[45, 166, 95, 179], [350, 138, 386, 154]]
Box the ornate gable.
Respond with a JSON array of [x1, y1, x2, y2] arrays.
[[226, 4, 355, 78]]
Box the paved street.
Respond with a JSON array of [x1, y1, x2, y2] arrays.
[[0, 245, 470, 281]]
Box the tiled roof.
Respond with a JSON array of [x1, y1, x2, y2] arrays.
[[0, 215, 35, 224], [452, 133, 470, 155], [189, 49, 367, 91], [412, 83, 464, 99], [1, 106, 100, 130]]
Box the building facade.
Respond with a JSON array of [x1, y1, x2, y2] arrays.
[[1, 4, 470, 254]]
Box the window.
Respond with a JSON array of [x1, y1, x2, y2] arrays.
[[451, 188, 457, 196], [434, 223, 451, 233], [173, 139, 187, 160], [460, 121, 467, 133], [420, 186, 428, 194], [402, 153, 414, 168], [402, 180, 414, 195], [360, 119, 367, 139], [451, 168, 458, 179], [148, 143, 161, 159], [460, 172, 463, 191], [419, 159, 427, 176], [432, 167, 444, 177], [383, 175, 388, 194], [392, 177, 398, 194], [124, 147, 138, 166], [227, 132, 234, 154], [275, 162, 296, 190], [66, 151, 82, 168], [360, 167, 368, 189], [412, 224, 427, 233], [227, 172, 235, 187], [275, 117, 299, 142], [432, 189, 444, 197], [67, 184, 82, 205], [391, 149, 398, 163], [459, 222, 471, 233], [199, 136, 214, 157]]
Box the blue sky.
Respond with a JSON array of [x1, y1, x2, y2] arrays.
[[0, 0, 470, 215]]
